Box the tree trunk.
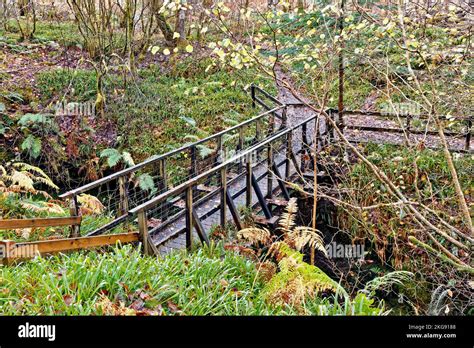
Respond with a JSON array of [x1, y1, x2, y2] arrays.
[[175, 0, 187, 46]]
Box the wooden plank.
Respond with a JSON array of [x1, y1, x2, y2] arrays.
[[253, 214, 279, 227], [267, 198, 289, 207], [0, 216, 82, 230], [13, 232, 139, 256]]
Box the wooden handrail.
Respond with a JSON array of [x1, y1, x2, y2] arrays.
[[59, 105, 285, 199], [129, 113, 317, 214], [0, 216, 82, 230]]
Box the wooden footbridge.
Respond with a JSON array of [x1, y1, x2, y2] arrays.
[[57, 85, 325, 256], [1, 85, 472, 262]]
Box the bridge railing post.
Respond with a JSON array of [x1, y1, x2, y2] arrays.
[[250, 84, 256, 109], [159, 159, 168, 191], [118, 175, 129, 217], [246, 156, 252, 208], [285, 131, 292, 180], [238, 126, 244, 173], [301, 123, 308, 173], [267, 143, 273, 199], [185, 187, 193, 250], [466, 118, 472, 151], [69, 195, 80, 238], [190, 146, 197, 198], [255, 119, 261, 143], [137, 210, 149, 255], [220, 166, 227, 229], [281, 105, 288, 130]]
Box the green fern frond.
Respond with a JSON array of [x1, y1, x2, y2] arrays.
[[12, 162, 47, 177], [364, 271, 414, 294], [261, 242, 347, 307]]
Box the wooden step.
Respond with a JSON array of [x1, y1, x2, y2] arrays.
[[253, 214, 279, 227], [266, 198, 288, 207], [302, 171, 332, 184], [170, 196, 185, 209], [197, 184, 218, 193]]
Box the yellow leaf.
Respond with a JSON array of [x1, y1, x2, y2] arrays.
[[150, 46, 160, 55]]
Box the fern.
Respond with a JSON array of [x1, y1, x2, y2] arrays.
[[100, 149, 136, 168], [261, 242, 347, 307], [122, 152, 135, 167], [21, 201, 65, 215], [278, 197, 297, 234], [18, 113, 52, 127], [196, 144, 214, 159], [9, 170, 35, 192], [12, 163, 59, 190], [77, 194, 105, 215], [364, 271, 414, 294], [237, 227, 271, 245], [138, 173, 155, 192], [100, 148, 122, 167], [288, 226, 327, 255]]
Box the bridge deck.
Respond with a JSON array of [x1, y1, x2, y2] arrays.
[[154, 151, 296, 254]]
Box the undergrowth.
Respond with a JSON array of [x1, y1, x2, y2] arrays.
[[0, 242, 385, 316]]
